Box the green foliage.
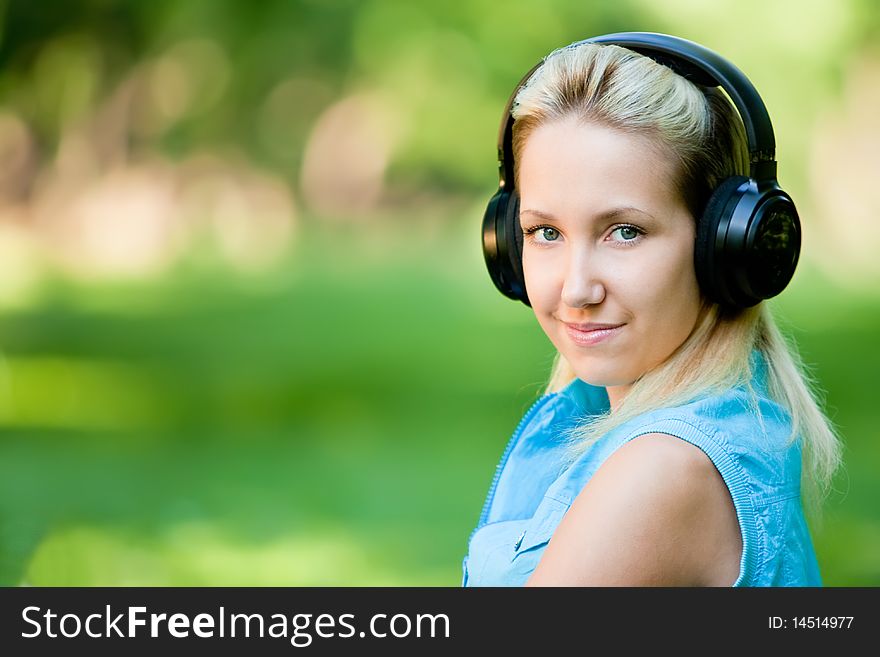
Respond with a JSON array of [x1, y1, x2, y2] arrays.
[[7, 0, 872, 193]]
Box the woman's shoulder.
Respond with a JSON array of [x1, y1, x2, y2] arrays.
[[536, 386, 801, 586], [528, 430, 742, 586], [524, 351, 817, 587], [549, 352, 802, 515], [616, 373, 801, 502]]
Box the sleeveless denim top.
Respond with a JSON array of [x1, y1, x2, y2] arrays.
[[462, 351, 822, 586]]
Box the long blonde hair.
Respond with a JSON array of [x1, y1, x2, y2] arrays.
[[511, 42, 842, 523]]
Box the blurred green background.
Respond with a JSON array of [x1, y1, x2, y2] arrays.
[[0, 0, 877, 585]]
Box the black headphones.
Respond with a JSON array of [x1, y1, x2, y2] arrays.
[[481, 32, 801, 309]]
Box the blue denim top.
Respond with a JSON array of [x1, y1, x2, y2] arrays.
[[462, 350, 822, 586]]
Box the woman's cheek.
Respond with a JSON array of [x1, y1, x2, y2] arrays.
[[523, 255, 560, 309]]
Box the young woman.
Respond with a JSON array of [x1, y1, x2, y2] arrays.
[[465, 33, 842, 586]]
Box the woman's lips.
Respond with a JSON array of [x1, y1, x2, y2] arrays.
[[563, 322, 625, 346]]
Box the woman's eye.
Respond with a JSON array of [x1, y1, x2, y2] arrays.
[[610, 225, 643, 242], [539, 227, 560, 242], [523, 225, 560, 243]]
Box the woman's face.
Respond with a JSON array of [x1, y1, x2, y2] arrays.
[[518, 117, 702, 409]]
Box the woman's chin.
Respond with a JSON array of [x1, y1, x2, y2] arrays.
[[570, 364, 635, 390]]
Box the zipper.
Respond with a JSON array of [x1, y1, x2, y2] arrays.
[[468, 391, 557, 545]]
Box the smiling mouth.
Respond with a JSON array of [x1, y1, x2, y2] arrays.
[[563, 321, 625, 332], [563, 322, 625, 346]]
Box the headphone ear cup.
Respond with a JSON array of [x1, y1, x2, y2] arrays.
[[482, 189, 530, 304], [741, 189, 801, 302], [506, 193, 530, 306], [695, 175, 749, 306]]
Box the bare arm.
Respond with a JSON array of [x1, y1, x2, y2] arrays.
[[525, 433, 742, 586]]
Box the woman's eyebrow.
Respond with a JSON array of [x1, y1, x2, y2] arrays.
[[520, 206, 656, 222]]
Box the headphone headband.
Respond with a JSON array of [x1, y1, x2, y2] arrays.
[[497, 32, 778, 191]]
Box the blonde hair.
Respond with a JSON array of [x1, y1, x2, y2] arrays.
[[511, 42, 842, 523]]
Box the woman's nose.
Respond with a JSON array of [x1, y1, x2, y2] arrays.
[[560, 252, 606, 308]]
